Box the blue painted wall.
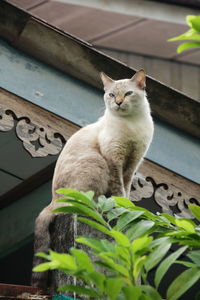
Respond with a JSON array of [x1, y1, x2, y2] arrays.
[[0, 40, 199, 184], [0, 181, 51, 257]]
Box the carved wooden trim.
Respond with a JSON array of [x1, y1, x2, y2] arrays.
[[131, 160, 200, 218], [0, 89, 199, 217], [0, 88, 79, 157]]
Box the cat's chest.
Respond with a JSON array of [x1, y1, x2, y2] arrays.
[[99, 117, 153, 158], [103, 117, 152, 144]]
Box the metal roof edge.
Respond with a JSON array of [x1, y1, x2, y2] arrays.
[[0, 1, 200, 138]]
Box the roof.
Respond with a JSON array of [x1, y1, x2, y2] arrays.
[[1, 1, 200, 139], [7, 0, 200, 65]]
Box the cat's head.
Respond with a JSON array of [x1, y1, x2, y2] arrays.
[[100, 70, 147, 117]]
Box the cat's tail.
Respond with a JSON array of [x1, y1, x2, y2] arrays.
[[31, 205, 54, 291]]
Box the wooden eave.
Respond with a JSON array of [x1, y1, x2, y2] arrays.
[[0, 1, 200, 139], [0, 88, 199, 212], [0, 88, 79, 209], [0, 88, 199, 257]]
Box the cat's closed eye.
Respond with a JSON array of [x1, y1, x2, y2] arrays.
[[124, 91, 133, 97], [109, 93, 115, 98]]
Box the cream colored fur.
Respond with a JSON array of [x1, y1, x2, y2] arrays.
[[32, 70, 154, 290], [52, 69, 154, 200]]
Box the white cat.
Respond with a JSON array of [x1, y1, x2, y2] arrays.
[[32, 70, 154, 291], [52, 69, 154, 199]]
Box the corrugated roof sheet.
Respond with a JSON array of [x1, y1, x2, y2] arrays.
[[7, 0, 200, 65]]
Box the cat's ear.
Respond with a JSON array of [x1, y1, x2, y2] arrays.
[[100, 72, 114, 90], [130, 69, 146, 89]]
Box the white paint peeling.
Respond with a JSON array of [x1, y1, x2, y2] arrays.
[[34, 90, 44, 97]]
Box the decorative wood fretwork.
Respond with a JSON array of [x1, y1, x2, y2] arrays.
[[0, 89, 199, 217], [0, 108, 63, 157], [131, 160, 200, 218], [0, 88, 79, 157]]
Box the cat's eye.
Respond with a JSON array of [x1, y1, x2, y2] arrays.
[[109, 93, 115, 98], [124, 91, 133, 97]]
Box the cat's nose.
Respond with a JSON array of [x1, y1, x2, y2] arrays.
[[115, 99, 123, 106]]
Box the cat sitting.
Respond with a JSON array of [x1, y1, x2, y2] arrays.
[[32, 70, 154, 292], [52, 69, 154, 200]]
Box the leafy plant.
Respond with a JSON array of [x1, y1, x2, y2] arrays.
[[168, 15, 200, 53], [33, 189, 200, 300]]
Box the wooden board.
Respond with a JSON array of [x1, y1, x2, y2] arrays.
[[0, 283, 49, 299]]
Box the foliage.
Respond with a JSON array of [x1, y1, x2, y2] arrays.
[[168, 15, 200, 53], [33, 189, 200, 300]]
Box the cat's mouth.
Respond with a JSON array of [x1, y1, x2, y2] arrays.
[[115, 105, 126, 112]]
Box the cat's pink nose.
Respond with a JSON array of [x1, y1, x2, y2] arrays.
[[115, 98, 123, 106]]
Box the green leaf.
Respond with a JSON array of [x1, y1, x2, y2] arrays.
[[126, 220, 155, 240], [115, 245, 131, 264], [98, 195, 116, 212], [155, 246, 187, 288], [132, 236, 153, 253], [110, 230, 131, 247], [145, 241, 171, 272], [33, 262, 54, 272], [107, 207, 128, 222], [173, 237, 200, 248], [105, 278, 123, 300], [58, 284, 100, 298], [49, 250, 77, 270], [76, 236, 106, 251], [97, 254, 129, 277], [187, 250, 200, 267], [174, 260, 196, 268], [101, 239, 116, 252], [78, 217, 111, 235], [53, 206, 83, 214], [113, 196, 135, 208], [54, 201, 107, 226], [116, 211, 144, 231], [133, 255, 147, 281], [35, 252, 50, 260], [177, 42, 200, 53], [175, 218, 195, 233], [83, 190, 95, 201], [56, 188, 95, 208], [70, 248, 94, 272], [168, 29, 200, 42], [122, 286, 142, 300], [167, 267, 200, 300], [160, 213, 176, 225], [188, 204, 200, 221], [141, 285, 162, 300], [87, 271, 105, 292], [187, 15, 200, 31], [187, 15, 196, 27], [150, 237, 170, 248]]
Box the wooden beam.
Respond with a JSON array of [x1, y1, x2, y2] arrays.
[[131, 159, 200, 218], [0, 283, 49, 299], [0, 1, 200, 138], [0, 88, 79, 157], [0, 88, 199, 215]]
